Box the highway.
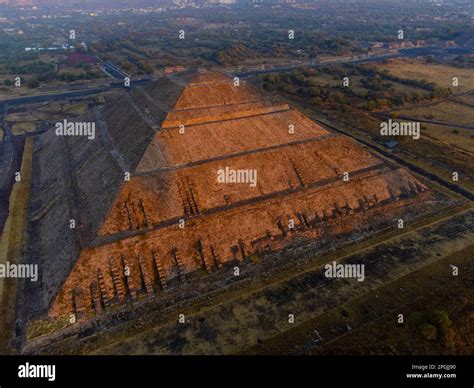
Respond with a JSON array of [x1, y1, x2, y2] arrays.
[[235, 53, 400, 77], [0, 78, 151, 108], [234, 47, 471, 78], [99, 60, 131, 80]]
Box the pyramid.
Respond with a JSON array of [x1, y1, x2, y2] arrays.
[[27, 71, 432, 319]]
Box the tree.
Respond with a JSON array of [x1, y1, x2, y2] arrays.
[[283, 84, 297, 94], [27, 78, 40, 89], [443, 328, 456, 350], [142, 63, 154, 74], [308, 86, 321, 97], [120, 61, 133, 72], [60, 73, 77, 82], [310, 97, 322, 107]]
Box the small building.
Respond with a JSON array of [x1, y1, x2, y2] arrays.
[[384, 140, 399, 149]]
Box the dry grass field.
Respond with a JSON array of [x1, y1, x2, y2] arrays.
[[378, 58, 474, 93], [394, 100, 474, 127], [5, 101, 89, 136], [248, 245, 473, 355], [10, 121, 36, 136], [451, 90, 474, 107], [422, 123, 474, 154]]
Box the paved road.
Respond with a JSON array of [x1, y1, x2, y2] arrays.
[[100, 60, 130, 80], [235, 53, 400, 77], [234, 46, 473, 78], [0, 78, 151, 108]]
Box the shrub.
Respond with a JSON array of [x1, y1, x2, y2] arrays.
[[27, 78, 40, 89], [429, 310, 452, 334], [443, 328, 456, 350], [420, 323, 437, 340], [408, 311, 425, 326]]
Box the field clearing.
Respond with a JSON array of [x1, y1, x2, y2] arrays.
[[401, 150, 474, 193], [378, 59, 474, 93], [301, 74, 428, 96], [314, 74, 418, 95], [389, 83, 429, 98], [11, 121, 36, 136], [37, 102, 88, 116], [6, 102, 88, 132], [423, 123, 474, 154], [38, 53, 60, 66], [306, 73, 340, 87], [451, 90, 474, 107], [0, 77, 42, 98], [248, 245, 473, 355], [308, 247, 473, 355], [394, 100, 474, 126], [58, 67, 85, 77], [6, 111, 49, 122]]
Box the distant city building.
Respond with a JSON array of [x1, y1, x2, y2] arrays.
[[2, 28, 24, 35], [25, 44, 74, 52]]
